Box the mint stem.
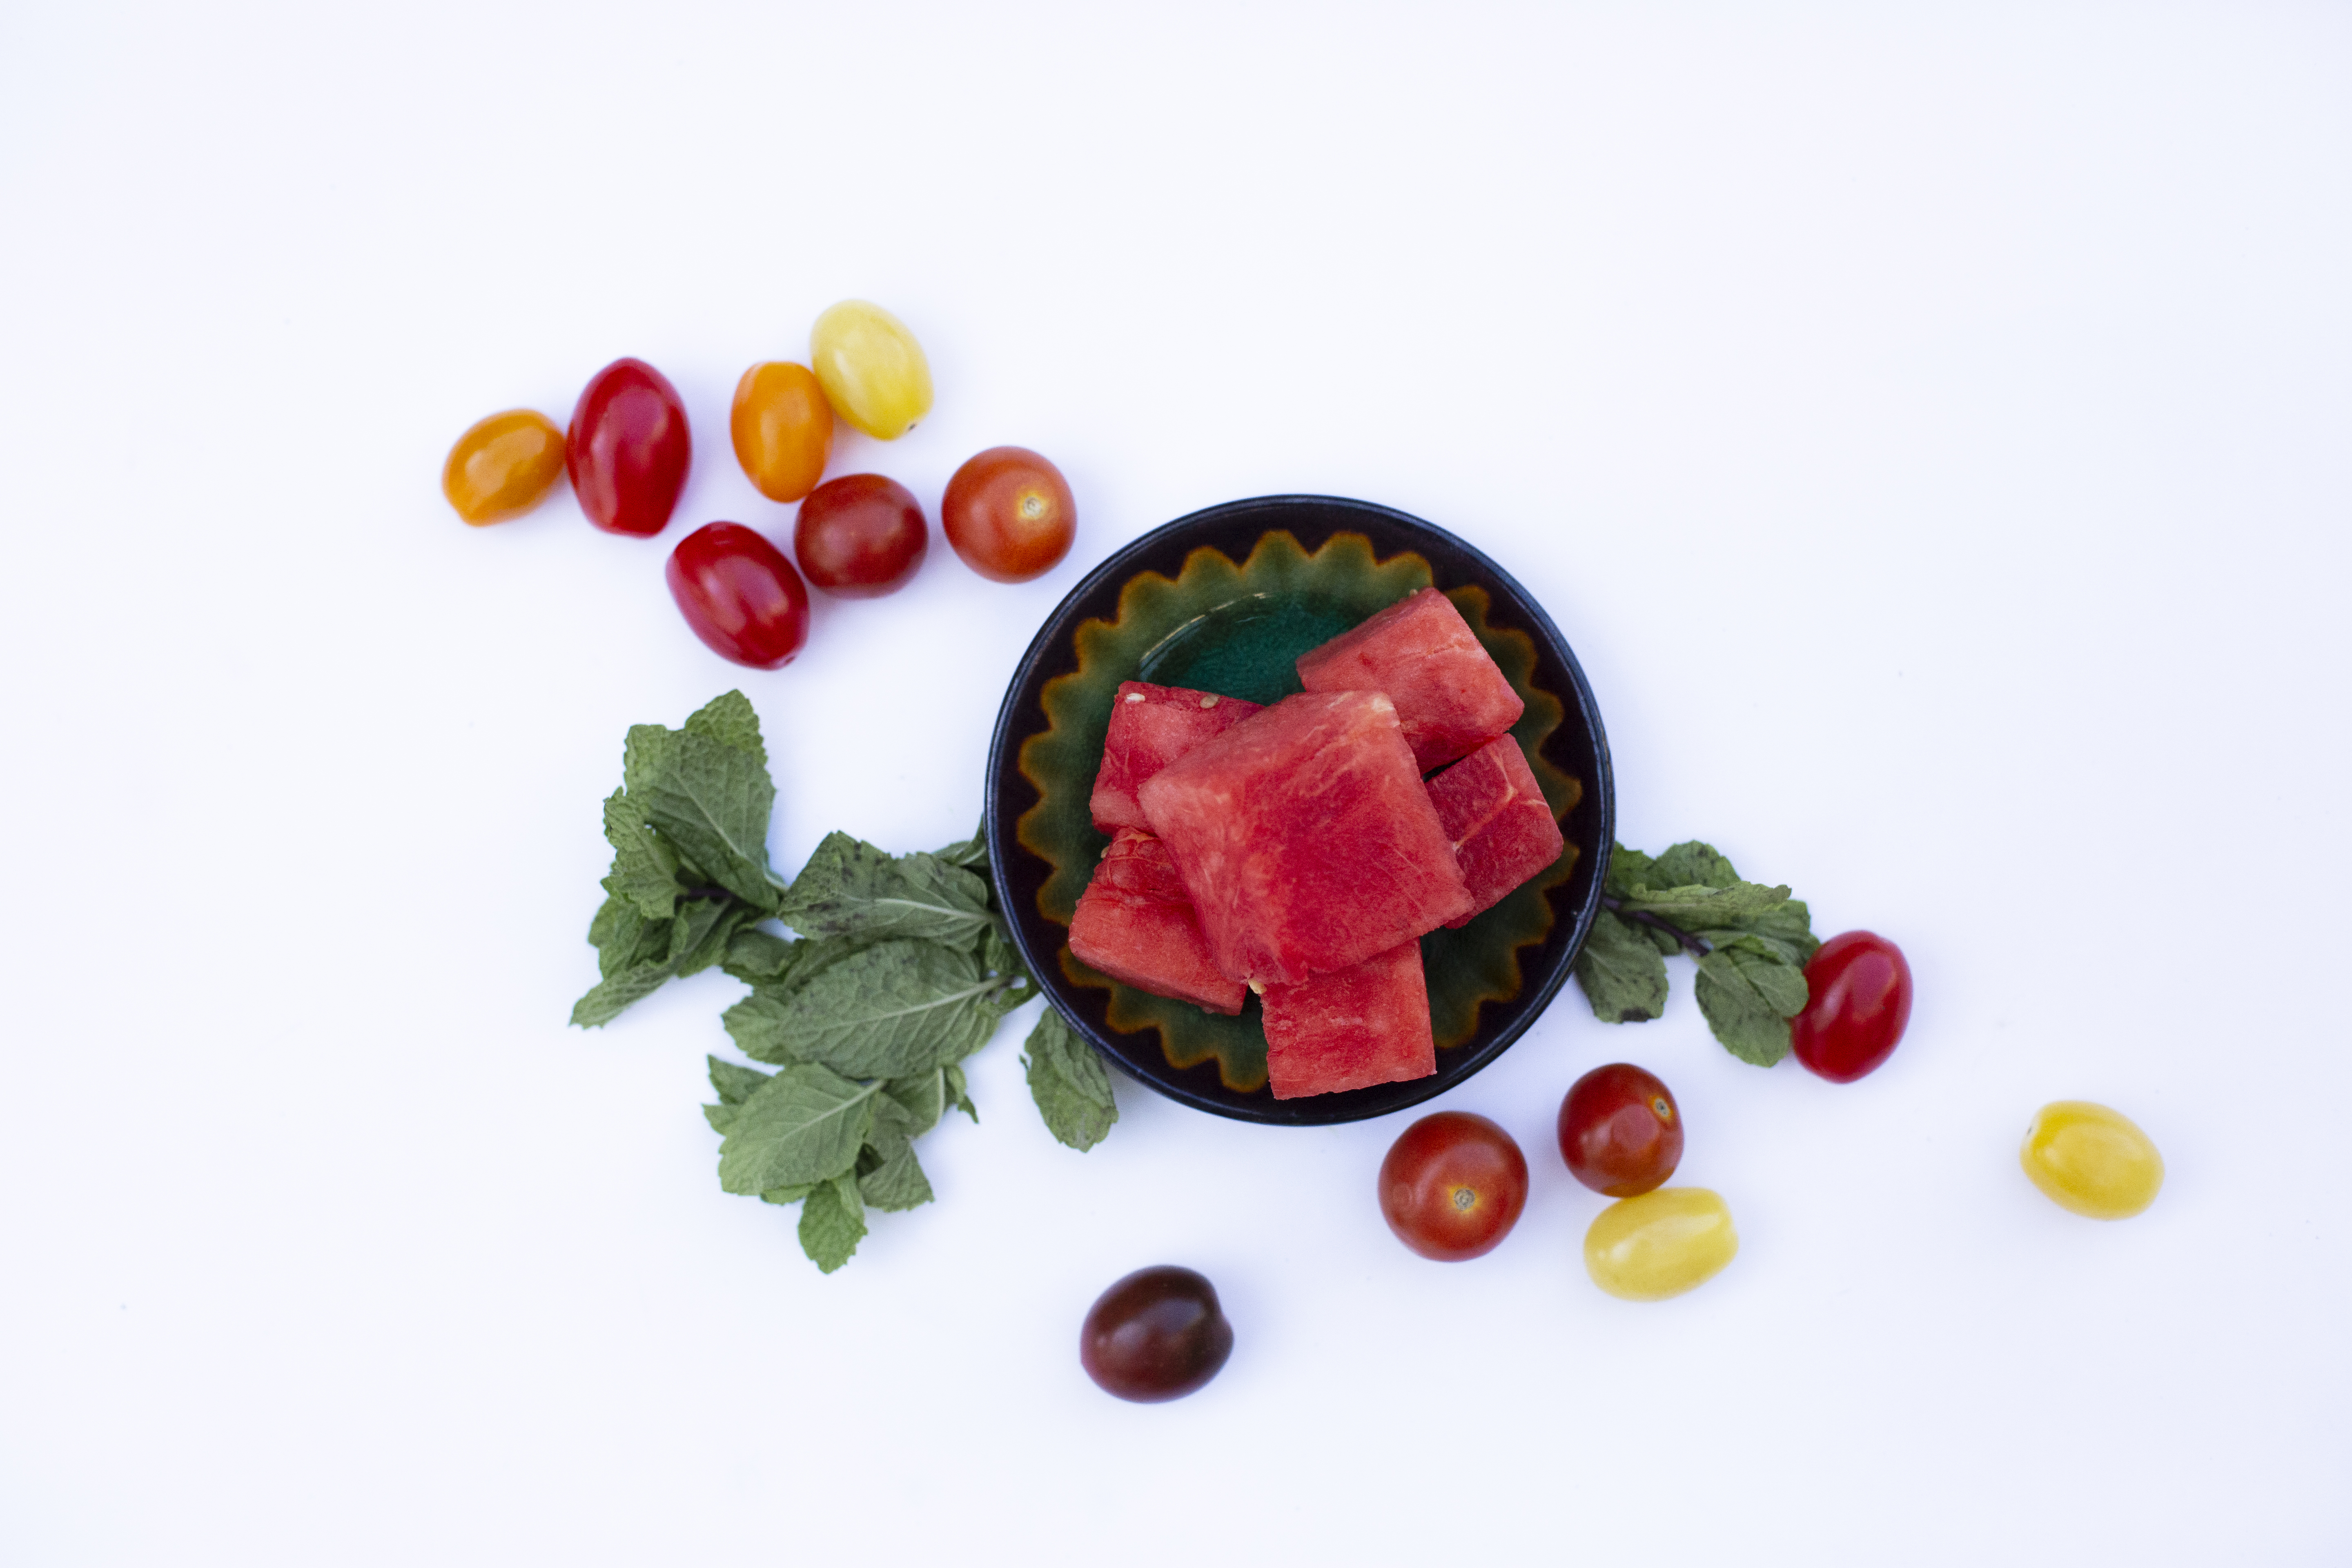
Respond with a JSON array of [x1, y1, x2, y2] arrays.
[[1601, 896, 1713, 958]]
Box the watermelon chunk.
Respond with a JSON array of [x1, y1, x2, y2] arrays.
[[1088, 680, 1265, 832], [1425, 735, 1566, 928], [1138, 689, 1474, 986], [1067, 829, 1247, 1015], [1294, 586, 1526, 771], [1262, 940, 1436, 1098]]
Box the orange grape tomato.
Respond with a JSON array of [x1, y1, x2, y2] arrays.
[[730, 362, 833, 502], [940, 446, 1076, 582], [442, 410, 566, 525]]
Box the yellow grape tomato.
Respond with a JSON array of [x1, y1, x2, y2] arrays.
[[2020, 1101, 2163, 1219], [442, 410, 566, 525], [730, 361, 833, 502], [809, 300, 933, 440], [1584, 1187, 1738, 1301]]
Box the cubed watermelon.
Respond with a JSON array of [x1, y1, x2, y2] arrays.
[[1067, 829, 1247, 1015], [1088, 680, 1265, 832], [1261, 940, 1436, 1098], [1293, 586, 1526, 771], [1425, 735, 1566, 928], [1138, 689, 1474, 986]]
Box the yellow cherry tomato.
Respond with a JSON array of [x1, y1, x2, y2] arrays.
[[1584, 1187, 1739, 1301], [2020, 1101, 2163, 1219], [730, 361, 833, 501], [809, 300, 933, 440], [442, 410, 566, 525]]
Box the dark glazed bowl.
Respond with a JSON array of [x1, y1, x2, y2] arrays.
[[984, 496, 1613, 1125]]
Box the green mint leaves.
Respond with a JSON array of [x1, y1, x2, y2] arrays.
[[1572, 840, 1821, 1066], [574, 694, 1120, 1274]]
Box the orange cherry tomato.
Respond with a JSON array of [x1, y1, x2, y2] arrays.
[[442, 410, 566, 525], [941, 446, 1076, 583], [730, 362, 833, 503]]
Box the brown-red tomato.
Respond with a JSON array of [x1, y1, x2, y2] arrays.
[[567, 357, 691, 537], [1557, 1063, 1683, 1197], [793, 473, 927, 597], [1378, 1111, 1528, 1261], [666, 522, 809, 669], [1790, 931, 1913, 1082], [940, 446, 1075, 583], [1079, 1266, 1234, 1403]]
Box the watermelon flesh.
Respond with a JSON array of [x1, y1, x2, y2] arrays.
[[1294, 586, 1525, 771], [1425, 735, 1566, 928], [1262, 940, 1436, 1098], [1067, 829, 1247, 1016], [1089, 680, 1264, 832], [1138, 689, 1473, 987]]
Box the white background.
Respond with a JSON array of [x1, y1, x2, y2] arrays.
[[3, 3, 2348, 1563]]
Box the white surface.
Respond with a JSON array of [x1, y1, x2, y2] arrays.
[[3, 3, 2348, 1563]]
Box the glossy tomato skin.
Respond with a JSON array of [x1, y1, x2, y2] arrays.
[[730, 361, 832, 502], [941, 446, 1076, 583], [567, 357, 691, 536], [1790, 931, 1914, 1082], [808, 300, 932, 440], [443, 409, 566, 525], [793, 473, 927, 598], [1558, 1063, 1683, 1197], [1378, 1111, 1529, 1261], [665, 523, 809, 669], [1079, 1266, 1234, 1403]]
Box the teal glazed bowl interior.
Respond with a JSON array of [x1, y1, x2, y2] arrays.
[[984, 495, 1614, 1126]]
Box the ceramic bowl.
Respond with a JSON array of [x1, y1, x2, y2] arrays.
[[984, 495, 1613, 1125]]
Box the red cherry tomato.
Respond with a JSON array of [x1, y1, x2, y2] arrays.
[[665, 523, 809, 669], [1378, 1111, 1528, 1261], [1558, 1063, 1683, 1197], [1790, 931, 1913, 1082], [566, 357, 691, 537], [941, 446, 1076, 582], [1079, 1266, 1235, 1403], [793, 473, 927, 597]]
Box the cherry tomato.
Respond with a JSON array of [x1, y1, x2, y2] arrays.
[[1584, 1187, 1739, 1301], [1558, 1063, 1683, 1197], [1790, 930, 1914, 1082], [1079, 1266, 1234, 1403], [665, 522, 809, 669], [941, 446, 1076, 583], [808, 300, 932, 440], [442, 409, 566, 525], [2020, 1101, 2164, 1219], [566, 357, 691, 537], [1377, 1111, 1528, 1261], [730, 361, 832, 502], [793, 473, 927, 598]]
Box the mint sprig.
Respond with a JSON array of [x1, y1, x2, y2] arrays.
[[1572, 840, 1822, 1066], [573, 693, 1118, 1274]]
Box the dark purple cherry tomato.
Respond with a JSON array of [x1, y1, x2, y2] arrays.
[[567, 357, 692, 536], [1791, 931, 1913, 1082], [665, 522, 809, 669], [1558, 1063, 1682, 1197], [1378, 1111, 1528, 1261], [1079, 1266, 1234, 1403], [793, 473, 927, 597]]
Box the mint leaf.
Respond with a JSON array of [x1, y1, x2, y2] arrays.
[[858, 1095, 936, 1212], [931, 820, 989, 870], [1572, 910, 1670, 1022], [570, 964, 672, 1028], [883, 1070, 945, 1139], [639, 731, 783, 913], [1648, 840, 1737, 891], [601, 789, 684, 920], [708, 1056, 773, 1107], [622, 723, 676, 798], [777, 833, 992, 945], [682, 690, 766, 771], [720, 927, 800, 987], [588, 898, 672, 981], [797, 1172, 866, 1273], [721, 990, 805, 1066], [717, 1065, 878, 1194], [1694, 947, 1807, 1065], [666, 897, 748, 978], [1616, 880, 1793, 927], [1604, 844, 1658, 899], [1022, 1007, 1117, 1152], [759, 1183, 815, 1205], [758, 940, 1004, 1079], [944, 1063, 977, 1123]]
